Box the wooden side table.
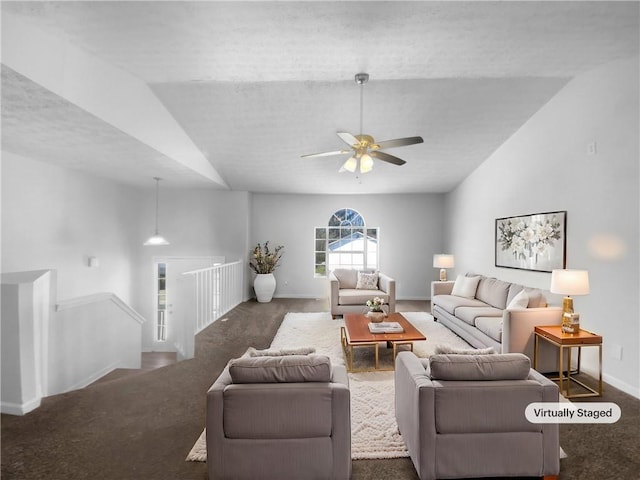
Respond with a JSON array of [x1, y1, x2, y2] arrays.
[[533, 325, 603, 398]]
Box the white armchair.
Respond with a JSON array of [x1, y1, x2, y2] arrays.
[[329, 268, 396, 319]]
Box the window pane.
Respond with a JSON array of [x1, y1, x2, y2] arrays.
[[318, 211, 377, 277], [156, 263, 167, 342]]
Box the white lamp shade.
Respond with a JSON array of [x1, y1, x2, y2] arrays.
[[360, 154, 373, 173], [550, 269, 589, 296], [341, 156, 357, 173], [144, 233, 170, 246], [433, 254, 455, 269]]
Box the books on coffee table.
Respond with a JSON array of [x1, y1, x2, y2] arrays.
[[368, 322, 404, 334]]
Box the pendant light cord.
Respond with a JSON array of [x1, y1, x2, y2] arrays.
[[153, 177, 161, 234]]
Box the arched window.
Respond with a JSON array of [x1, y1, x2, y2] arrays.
[[314, 208, 378, 276]]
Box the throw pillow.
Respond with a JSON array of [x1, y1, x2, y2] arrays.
[[247, 346, 316, 357], [507, 289, 529, 310], [451, 275, 481, 299], [356, 271, 378, 290], [435, 345, 495, 355], [429, 353, 531, 381], [229, 354, 332, 383], [525, 289, 547, 308]]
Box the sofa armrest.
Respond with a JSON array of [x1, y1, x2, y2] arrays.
[[378, 273, 396, 313], [431, 280, 454, 297], [502, 307, 563, 366]]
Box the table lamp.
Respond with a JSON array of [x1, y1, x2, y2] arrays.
[[550, 269, 589, 334], [433, 254, 455, 282]]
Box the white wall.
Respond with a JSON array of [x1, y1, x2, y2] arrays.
[[134, 188, 251, 350], [1, 152, 141, 303], [445, 56, 639, 396], [250, 193, 446, 301], [1, 153, 251, 352]]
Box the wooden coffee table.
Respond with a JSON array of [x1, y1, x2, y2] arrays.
[[341, 312, 426, 372]]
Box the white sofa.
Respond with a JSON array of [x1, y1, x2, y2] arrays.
[[329, 268, 396, 319], [431, 274, 564, 373]]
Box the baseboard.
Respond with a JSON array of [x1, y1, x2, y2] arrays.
[[580, 366, 640, 399], [65, 362, 120, 392], [1, 396, 41, 416]]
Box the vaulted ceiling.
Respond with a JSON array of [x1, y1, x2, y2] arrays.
[[2, 1, 638, 193]]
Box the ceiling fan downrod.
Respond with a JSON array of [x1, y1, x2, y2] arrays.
[[355, 73, 369, 136]]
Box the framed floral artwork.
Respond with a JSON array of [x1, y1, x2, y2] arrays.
[[495, 211, 567, 272]]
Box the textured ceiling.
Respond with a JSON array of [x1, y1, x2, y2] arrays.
[[2, 1, 638, 193]]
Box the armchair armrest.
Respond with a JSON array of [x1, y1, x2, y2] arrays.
[[394, 352, 436, 480], [331, 364, 349, 388], [206, 367, 232, 476], [329, 271, 340, 310]]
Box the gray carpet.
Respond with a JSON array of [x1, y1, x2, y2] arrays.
[[2, 298, 639, 479]]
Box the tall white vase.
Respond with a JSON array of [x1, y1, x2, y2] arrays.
[[254, 273, 276, 303]]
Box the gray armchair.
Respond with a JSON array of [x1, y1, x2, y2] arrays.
[[395, 352, 560, 480], [329, 268, 396, 318], [207, 354, 351, 480]]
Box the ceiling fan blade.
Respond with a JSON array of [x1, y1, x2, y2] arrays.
[[370, 150, 406, 166], [374, 136, 424, 149], [336, 131, 359, 147], [301, 149, 351, 159]]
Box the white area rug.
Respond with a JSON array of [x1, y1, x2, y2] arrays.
[[186, 311, 470, 461]]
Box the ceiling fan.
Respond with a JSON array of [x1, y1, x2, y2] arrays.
[[302, 72, 423, 174]]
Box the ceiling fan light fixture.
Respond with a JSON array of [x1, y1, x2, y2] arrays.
[[360, 153, 373, 173], [302, 72, 423, 171], [341, 155, 358, 173]]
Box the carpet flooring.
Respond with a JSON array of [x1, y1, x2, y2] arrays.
[[1, 298, 639, 480]]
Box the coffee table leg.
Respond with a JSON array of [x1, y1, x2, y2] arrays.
[[374, 343, 379, 369]]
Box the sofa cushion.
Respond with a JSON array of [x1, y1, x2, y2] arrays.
[[474, 317, 503, 343], [429, 353, 531, 381], [433, 295, 487, 316], [475, 277, 512, 309], [333, 268, 358, 289], [451, 275, 481, 299], [338, 289, 389, 305], [455, 306, 503, 325], [356, 271, 378, 289], [229, 355, 332, 383]]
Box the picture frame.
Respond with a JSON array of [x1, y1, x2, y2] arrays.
[[495, 211, 567, 272]]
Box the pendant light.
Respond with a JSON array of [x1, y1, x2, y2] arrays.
[[144, 177, 170, 246]]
